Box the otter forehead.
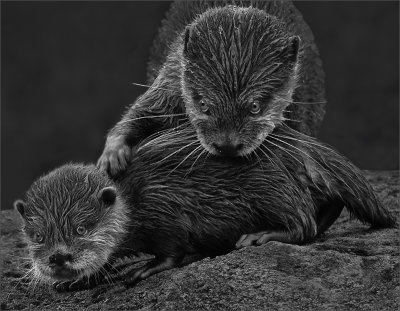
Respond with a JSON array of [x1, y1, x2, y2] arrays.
[[183, 6, 295, 102], [23, 164, 111, 230]]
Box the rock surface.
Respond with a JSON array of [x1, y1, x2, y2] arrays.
[[1, 171, 398, 311]]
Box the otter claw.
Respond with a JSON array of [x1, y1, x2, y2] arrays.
[[235, 231, 291, 249], [53, 280, 72, 292], [53, 279, 94, 292]]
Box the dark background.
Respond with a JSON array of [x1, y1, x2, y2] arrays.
[[1, 1, 399, 210]]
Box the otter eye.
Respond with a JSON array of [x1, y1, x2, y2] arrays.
[[34, 232, 44, 243], [199, 99, 209, 113], [76, 226, 87, 235], [250, 101, 261, 114]]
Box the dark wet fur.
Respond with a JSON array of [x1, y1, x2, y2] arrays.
[[115, 125, 395, 260], [16, 124, 396, 286], [108, 0, 325, 150]]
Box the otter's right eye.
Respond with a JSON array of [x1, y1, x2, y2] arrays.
[[250, 100, 261, 115], [199, 99, 209, 113], [76, 226, 87, 235], [34, 232, 44, 243]]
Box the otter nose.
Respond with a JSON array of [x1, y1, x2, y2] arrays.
[[213, 142, 243, 156], [49, 253, 72, 267]]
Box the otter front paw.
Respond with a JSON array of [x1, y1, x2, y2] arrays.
[[53, 278, 94, 292], [97, 135, 132, 177]]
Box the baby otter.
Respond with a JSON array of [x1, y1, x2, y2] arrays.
[[98, 1, 326, 176], [15, 126, 395, 290]]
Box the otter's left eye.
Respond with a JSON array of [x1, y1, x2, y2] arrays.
[[199, 99, 209, 113], [76, 226, 87, 235], [34, 232, 44, 243], [250, 101, 261, 114]]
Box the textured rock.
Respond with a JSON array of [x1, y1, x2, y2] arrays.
[[0, 171, 398, 311]]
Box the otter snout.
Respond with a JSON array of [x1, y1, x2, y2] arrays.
[[49, 252, 72, 268], [213, 142, 243, 156], [212, 133, 243, 157]]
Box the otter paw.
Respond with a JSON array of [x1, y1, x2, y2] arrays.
[[123, 256, 180, 288], [235, 231, 291, 249], [53, 278, 98, 292], [123, 266, 148, 288], [97, 135, 132, 177]]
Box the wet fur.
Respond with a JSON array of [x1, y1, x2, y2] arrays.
[[16, 125, 396, 286], [15, 166, 129, 284], [102, 0, 325, 165]]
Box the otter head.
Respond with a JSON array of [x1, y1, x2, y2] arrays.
[[14, 164, 128, 283], [181, 6, 300, 156]]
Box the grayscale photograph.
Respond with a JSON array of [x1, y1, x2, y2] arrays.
[[1, 0, 398, 310]]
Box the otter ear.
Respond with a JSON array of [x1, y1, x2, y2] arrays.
[[183, 26, 193, 55], [288, 36, 301, 63], [99, 187, 117, 206], [14, 200, 27, 219]]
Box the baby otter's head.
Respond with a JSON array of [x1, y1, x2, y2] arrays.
[[14, 164, 128, 283], [181, 6, 300, 156]]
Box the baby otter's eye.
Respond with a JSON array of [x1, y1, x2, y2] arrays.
[[76, 226, 87, 235], [199, 99, 209, 113], [34, 232, 44, 244], [192, 92, 209, 114], [250, 101, 261, 114]]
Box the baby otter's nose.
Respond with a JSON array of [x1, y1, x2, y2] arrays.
[[49, 253, 72, 267], [213, 142, 243, 156]]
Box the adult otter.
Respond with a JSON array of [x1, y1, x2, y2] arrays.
[[15, 126, 395, 290], [97, 1, 326, 176]]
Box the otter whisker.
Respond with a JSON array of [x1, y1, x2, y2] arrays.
[[269, 134, 311, 159], [272, 130, 354, 192], [169, 144, 203, 176], [253, 148, 266, 172], [131, 82, 176, 92], [263, 138, 302, 165], [118, 112, 188, 125], [282, 117, 301, 123], [151, 140, 199, 166], [185, 148, 207, 177], [6, 265, 35, 303], [268, 135, 331, 192], [272, 131, 332, 151], [259, 144, 282, 169], [138, 123, 194, 149], [139, 128, 195, 151], [275, 96, 327, 105]]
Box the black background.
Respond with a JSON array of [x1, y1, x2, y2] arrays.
[[1, 1, 399, 210]]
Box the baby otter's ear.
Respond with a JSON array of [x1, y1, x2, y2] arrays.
[[288, 36, 301, 63], [183, 26, 193, 55], [99, 187, 117, 206], [14, 200, 27, 219]]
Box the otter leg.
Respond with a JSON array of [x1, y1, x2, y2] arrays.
[[124, 256, 182, 287], [235, 231, 294, 249]]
